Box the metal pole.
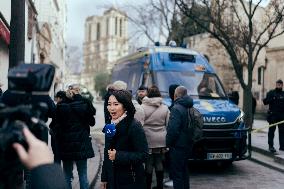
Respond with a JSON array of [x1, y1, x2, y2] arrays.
[[9, 0, 25, 69], [248, 129, 252, 158]]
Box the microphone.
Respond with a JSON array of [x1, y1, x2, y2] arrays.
[[104, 123, 116, 138]]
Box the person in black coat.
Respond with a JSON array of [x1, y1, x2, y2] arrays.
[[101, 90, 148, 189], [56, 85, 96, 189], [49, 91, 68, 164], [263, 79, 284, 152], [13, 127, 67, 189], [166, 86, 193, 189]]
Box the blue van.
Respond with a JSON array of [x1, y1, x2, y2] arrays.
[[111, 45, 249, 161]]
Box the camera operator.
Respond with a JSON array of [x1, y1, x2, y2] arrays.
[[56, 84, 96, 189], [0, 89, 56, 189], [0, 64, 58, 189], [13, 127, 67, 189]]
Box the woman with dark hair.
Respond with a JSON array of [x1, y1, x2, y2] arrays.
[[101, 90, 148, 189], [142, 85, 170, 189]]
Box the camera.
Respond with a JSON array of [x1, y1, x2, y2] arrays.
[[0, 64, 55, 188]]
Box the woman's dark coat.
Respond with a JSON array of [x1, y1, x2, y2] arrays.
[[56, 94, 95, 160], [101, 117, 148, 189]]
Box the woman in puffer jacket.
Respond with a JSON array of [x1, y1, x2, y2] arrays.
[[142, 85, 170, 189]]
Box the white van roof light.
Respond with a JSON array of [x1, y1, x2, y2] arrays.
[[168, 40, 177, 47]]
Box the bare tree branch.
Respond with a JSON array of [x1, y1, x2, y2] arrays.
[[238, 0, 250, 18], [252, 0, 263, 16]]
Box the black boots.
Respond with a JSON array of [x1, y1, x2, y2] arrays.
[[147, 171, 164, 189], [146, 173, 152, 189], [269, 146, 276, 153]]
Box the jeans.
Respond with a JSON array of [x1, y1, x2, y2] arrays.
[[145, 153, 164, 174], [63, 159, 89, 189]]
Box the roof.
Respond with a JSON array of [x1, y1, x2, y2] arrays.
[[115, 45, 215, 73], [104, 7, 127, 17], [116, 46, 200, 64]]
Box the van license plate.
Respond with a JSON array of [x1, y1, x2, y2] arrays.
[[207, 153, 232, 160]]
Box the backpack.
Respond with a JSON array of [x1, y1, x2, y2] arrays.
[[188, 107, 204, 142]]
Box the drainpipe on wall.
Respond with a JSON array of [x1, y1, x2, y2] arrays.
[[9, 0, 25, 69]]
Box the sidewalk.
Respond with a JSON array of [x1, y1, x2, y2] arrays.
[[251, 119, 284, 171], [71, 136, 102, 189]]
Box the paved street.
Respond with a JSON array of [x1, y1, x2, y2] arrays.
[[91, 101, 284, 189], [187, 160, 284, 189]]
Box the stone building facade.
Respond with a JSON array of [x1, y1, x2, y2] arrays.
[[0, 0, 67, 95], [34, 0, 67, 93], [82, 7, 129, 92], [184, 3, 284, 112]]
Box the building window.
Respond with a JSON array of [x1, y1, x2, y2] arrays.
[[115, 17, 118, 35], [89, 25, 92, 41], [120, 19, 122, 37], [97, 23, 100, 40], [27, 6, 35, 40], [106, 18, 109, 36], [258, 67, 262, 85]]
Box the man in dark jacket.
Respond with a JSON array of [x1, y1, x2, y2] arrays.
[[166, 86, 193, 189], [263, 79, 284, 153], [56, 84, 96, 189], [0, 89, 56, 189], [136, 86, 148, 105]]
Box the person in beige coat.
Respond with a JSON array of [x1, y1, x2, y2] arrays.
[[142, 85, 170, 189]]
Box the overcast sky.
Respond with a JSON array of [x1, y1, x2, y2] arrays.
[[66, 0, 270, 48], [66, 0, 140, 48]]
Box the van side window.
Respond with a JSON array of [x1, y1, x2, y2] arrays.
[[128, 60, 144, 93]]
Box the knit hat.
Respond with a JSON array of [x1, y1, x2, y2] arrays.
[[138, 86, 148, 90], [276, 79, 283, 84], [112, 80, 127, 90]]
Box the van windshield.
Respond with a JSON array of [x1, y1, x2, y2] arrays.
[[155, 71, 227, 99]]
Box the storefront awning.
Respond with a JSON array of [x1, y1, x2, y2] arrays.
[[0, 18, 10, 45]]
